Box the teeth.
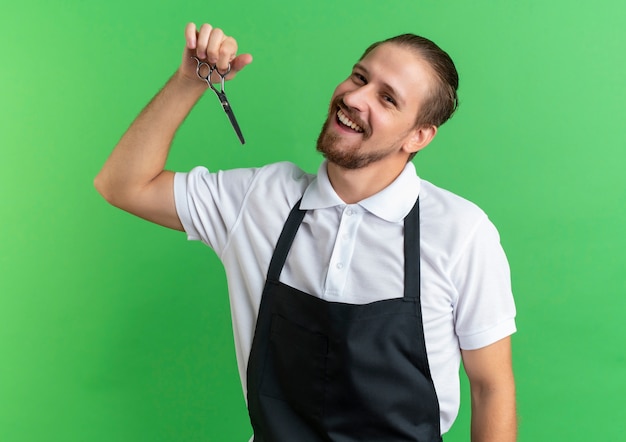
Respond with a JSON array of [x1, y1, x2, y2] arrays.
[[337, 109, 364, 133]]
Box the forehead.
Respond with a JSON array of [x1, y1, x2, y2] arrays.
[[357, 43, 434, 107]]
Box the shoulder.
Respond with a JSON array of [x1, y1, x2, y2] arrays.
[[418, 179, 503, 261], [419, 179, 489, 232], [178, 161, 314, 193], [230, 162, 317, 221], [245, 161, 316, 198], [256, 161, 315, 184]]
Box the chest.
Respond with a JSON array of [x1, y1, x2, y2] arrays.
[[277, 207, 456, 321]]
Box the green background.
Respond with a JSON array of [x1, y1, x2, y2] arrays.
[[1, 0, 625, 440]]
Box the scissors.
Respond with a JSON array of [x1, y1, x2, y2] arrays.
[[192, 56, 245, 144]]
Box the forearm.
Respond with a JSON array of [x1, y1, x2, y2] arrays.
[[470, 384, 517, 442], [462, 337, 517, 442], [94, 69, 206, 206]]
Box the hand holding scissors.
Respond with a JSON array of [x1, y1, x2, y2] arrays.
[[184, 23, 252, 145]]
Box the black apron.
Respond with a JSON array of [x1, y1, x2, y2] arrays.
[[247, 198, 441, 442]]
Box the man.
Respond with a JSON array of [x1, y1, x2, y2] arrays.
[[95, 22, 517, 441]]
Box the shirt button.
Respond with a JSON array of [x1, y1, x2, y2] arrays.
[[346, 209, 353, 216], [336, 263, 344, 269]]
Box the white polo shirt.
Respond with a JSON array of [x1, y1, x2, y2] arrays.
[[174, 160, 516, 434]]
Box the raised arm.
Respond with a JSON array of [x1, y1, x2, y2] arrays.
[[94, 23, 253, 230], [461, 336, 517, 442]]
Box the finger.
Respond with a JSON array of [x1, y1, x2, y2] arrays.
[[225, 53, 253, 80], [196, 23, 213, 60], [206, 27, 225, 65], [216, 36, 237, 72], [184, 22, 197, 50]]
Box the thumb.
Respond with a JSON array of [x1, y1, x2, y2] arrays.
[[226, 53, 253, 80]]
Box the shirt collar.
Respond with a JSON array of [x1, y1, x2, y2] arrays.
[[301, 161, 421, 223], [300, 161, 346, 210]]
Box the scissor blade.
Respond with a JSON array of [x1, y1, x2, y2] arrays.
[[217, 93, 245, 145], [224, 106, 245, 145]]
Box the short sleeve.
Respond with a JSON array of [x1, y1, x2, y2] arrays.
[[451, 216, 517, 350], [174, 166, 258, 254]]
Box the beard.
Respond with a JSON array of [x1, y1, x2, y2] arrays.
[[315, 122, 386, 170], [315, 100, 392, 170]]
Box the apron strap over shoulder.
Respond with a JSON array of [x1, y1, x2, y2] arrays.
[[266, 198, 306, 281], [404, 198, 420, 300]]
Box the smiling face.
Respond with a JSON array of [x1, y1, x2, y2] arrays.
[[316, 42, 437, 170]]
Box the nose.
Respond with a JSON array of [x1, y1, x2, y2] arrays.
[[342, 84, 370, 112]]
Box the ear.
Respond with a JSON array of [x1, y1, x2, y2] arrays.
[[404, 125, 437, 154]]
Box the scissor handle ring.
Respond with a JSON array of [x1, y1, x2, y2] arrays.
[[192, 57, 211, 81], [191, 57, 231, 88], [214, 63, 231, 78]]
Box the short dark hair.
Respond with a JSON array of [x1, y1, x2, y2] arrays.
[[360, 34, 459, 129]]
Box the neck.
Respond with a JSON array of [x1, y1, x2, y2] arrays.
[[326, 160, 407, 204]]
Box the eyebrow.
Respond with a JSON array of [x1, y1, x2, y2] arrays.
[[353, 63, 405, 108]]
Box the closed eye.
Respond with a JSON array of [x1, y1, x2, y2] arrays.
[[352, 72, 367, 84], [382, 94, 397, 106]]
